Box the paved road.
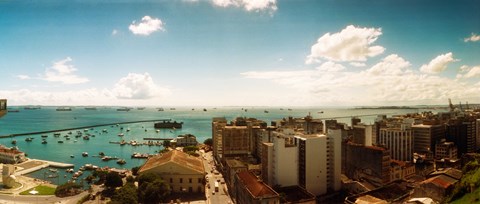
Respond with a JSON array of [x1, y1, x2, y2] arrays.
[[201, 151, 232, 204]]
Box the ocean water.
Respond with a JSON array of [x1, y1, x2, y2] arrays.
[[0, 106, 426, 185]]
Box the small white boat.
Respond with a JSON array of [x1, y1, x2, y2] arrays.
[[118, 133, 124, 137]]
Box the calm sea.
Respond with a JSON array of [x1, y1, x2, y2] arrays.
[[0, 106, 428, 185]]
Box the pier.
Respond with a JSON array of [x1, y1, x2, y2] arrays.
[[143, 138, 174, 141], [13, 159, 74, 176], [0, 119, 172, 138]]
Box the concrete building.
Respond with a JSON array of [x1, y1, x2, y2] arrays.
[[261, 142, 274, 186], [326, 128, 342, 192], [0, 99, 6, 118], [212, 117, 227, 161], [278, 115, 323, 134], [446, 117, 477, 155], [0, 145, 26, 164], [271, 131, 298, 187], [138, 150, 205, 193], [390, 160, 415, 181], [435, 141, 458, 160], [233, 170, 280, 204], [378, 127, 413, 162], [225, 159, 247, 189], [222, 126, 251, 156], [295, 134, 327, 195], [345, 143, 391, 186], [352, 124, 373, 146], [412, 124, 445, 157]]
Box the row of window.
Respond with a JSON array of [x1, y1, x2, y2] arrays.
[[168, 178, 203, 184]]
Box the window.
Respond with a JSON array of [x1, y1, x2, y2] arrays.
[[189, 178, 192, 183], [169, 178, 173, 183], [180, 178, 183, 183], [198, 178, 202, 183]]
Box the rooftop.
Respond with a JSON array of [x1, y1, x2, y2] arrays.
[[236, 170, 278, 199], [422, 175, 458, 189], [0, 146, 23, 154], [276, 185, 315, 203], [139, 150, 205, 174]]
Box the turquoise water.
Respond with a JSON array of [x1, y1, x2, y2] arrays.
[[0, 106, 424, 185]]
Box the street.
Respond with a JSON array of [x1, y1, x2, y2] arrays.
[[201, 150, 233, 204]]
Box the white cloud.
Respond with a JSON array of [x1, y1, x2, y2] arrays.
[[129, 16, 165, 36], [306, 25, 385, 63], [211, 0, 277, 12], [16, 75, 31, 80], [112, 72, 170, 99], [41, 57, 89, 84], [420, 52, 458, 74], [460, 65, 480, 78], [316, 61, 345, 72], [112, 29, 118, 35], [350, 62, 366, 67], [366, 54, 411, 76], [464, 33, 480, 42], [243, 53, 480, 106]]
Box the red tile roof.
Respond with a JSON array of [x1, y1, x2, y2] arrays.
[[237, 170, 278, 198], [139, 150, 205, 174]]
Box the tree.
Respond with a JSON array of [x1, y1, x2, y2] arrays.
[[137, 173, 171, 203], [162, 140, 171, 148], [111, 183, 138, 204], [139, 179, 171, 204], [131, 166, 140, 176], [54, 182, 82, 197], [203, 138, 213, 146], [93, 170, 108, 185], [105, 172, 123, 189]]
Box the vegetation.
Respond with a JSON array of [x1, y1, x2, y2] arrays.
[[110, 183, 138, 204], [203, 138, 213, 146], [19, 185, 56, 195], [183, 145, 200, 156], [93, 170, 108, 185], [162, 140, 171, 148], [54, 182, 82, 197], [131, 166, 141, 176], [137, 173, 171, 204], [446, 156, 480, 203], [77, 193, 94, 204], [105, 172, 123, 189]]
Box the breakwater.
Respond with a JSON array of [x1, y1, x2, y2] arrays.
[[0, 119, 171, 138]]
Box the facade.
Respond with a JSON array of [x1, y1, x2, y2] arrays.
[[390, 160, 415, 181], [412, 124, 445, 156], [212, 117, 227, 161], [225, 159, 247, 189], [271, 131, 298, 187], [446, 118, 477, 155], [326, 129, 342, 191], [435, 141, 458, 160], [233, 170, 280, 204], [378, 127, 413, 162], [0, 145, 26, 164], [261, 142, 274, 185], [138, 150, 205, 193], [0, 99, 6, 118], [352, 124, 373, 146], [345, 143, 391, 186], [222, 126, 252, 156], [295, 134, 327, 195]]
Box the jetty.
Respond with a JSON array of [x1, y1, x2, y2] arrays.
[[143, 137, 174, 141], [13, 159, 74, 176], [0, 119, 172, 138]]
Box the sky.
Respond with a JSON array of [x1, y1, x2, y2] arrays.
[[1, 0, 479, 107]]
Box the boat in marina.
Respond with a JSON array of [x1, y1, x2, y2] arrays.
[[117, 159, 126, 165], [25, 137, 33, 142], [11, 140, 16, 145], [83, 136, 90, 140], [54, 133, 61, 137], [41, 139, 47, 144], [82, 152, 88, 157], [58, 140, 64, 143], [41, 134, 48, 138], [118, 133, 124, 137]]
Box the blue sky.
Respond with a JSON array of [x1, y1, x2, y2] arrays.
[[1, 0, 479, 106]]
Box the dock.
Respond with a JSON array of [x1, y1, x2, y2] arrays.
[[13, 159, 74, 176], [143, 138, 174, 141]]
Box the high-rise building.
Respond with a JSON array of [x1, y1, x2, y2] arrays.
[[378, 127, 413, 162], [352, 124, 373, 146], [345, 143, 391, 186], [212, 117, 227, 161], [327, 129, 342, 191], [412, 124, 445, 157], [446, 118, 477, 155]]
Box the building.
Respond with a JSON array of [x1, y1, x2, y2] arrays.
[[352, 124, 373, 146], [0, 145, 26, 164], [261, 142, 274, 186], [0, 99, 6, 118], [345, 143, 391, 186], [326, 129, 342, 192], [435, 140, 458, 160], [138, 150, 205, 193], [275, 186, 316, 204], [212, 117, 227, 161], [172, 134, 198, 147], [412, 124, 445, 158], [233, 170, 280, 204], [222, 126, 252, 156], [446, 117, 477, 155], [271, 130, 298, 187], [225, 159, 247, 189], [412, 175, 458, 203], [390, 160, 415, 181], [345, 180, 413, 204], [278, 115, 324, 134], [378, 127, 413, 162], [295, 134, 327, 195]]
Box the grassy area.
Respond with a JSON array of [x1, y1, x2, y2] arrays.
[[19, 185, 56, 195], [451, 187, 480, 204]]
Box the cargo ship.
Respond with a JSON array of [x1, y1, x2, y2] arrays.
[[154, 120, 183, 129]]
